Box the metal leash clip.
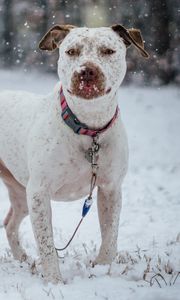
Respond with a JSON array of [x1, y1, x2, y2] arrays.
[[85, 135, 100, 164]]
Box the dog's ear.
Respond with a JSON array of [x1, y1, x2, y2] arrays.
[[39, 24, 76, 51], [111, 24, 149, 58]]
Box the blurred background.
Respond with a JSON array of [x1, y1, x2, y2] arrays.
[[0, 0, 179, 85]]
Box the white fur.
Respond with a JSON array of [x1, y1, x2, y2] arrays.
[[0, 27, 128, 283]]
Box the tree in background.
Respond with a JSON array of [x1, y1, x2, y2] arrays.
[[2, 0, 14, 67], [149, 0, 175, 84]]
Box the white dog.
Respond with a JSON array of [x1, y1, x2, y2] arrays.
[[0, 24, 148, 283]]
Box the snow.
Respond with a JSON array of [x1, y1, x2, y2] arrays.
[[0, 69, 180, 299]]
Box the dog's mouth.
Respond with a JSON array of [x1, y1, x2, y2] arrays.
[[69, 62, 110, 100], [67, 84, 111, 99]]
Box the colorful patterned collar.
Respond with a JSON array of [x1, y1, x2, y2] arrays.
[[60, 86, 119, 138]]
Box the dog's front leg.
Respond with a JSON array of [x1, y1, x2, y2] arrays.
[[95, 185, 122, 265], [27, 182, 62, 283]]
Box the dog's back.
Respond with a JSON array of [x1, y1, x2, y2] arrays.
[[0, 90, 45, 185]]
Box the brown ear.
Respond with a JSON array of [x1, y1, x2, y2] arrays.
[[39, 24, 76, 51], [111, 24, 149, 58]]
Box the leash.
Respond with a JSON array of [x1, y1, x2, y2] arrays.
[[55, 135, 99, 253], [55, 86, 119, 253]]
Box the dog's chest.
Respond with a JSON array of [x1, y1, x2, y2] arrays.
[[53, 173, 91, 201], [50, 136, 113, 201]]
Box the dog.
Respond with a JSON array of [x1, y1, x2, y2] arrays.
[[0, 24, 149, 283]]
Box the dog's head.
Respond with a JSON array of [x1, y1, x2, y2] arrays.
[[39, 24, 149, 100]]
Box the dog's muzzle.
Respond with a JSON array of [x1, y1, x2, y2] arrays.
[[69, 62, 111, 100]]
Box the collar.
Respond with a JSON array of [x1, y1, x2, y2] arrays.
[[60, 86, 119, 137]]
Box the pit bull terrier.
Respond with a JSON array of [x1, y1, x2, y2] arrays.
[[0, 24, 149, 283]]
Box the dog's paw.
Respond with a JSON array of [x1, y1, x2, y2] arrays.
[[29, 259, 38, 275], [19, 252, 28, 262], [42, 273, 63, 285], [93, 254, 114, 266], [19, 256, 38, 275], [13, 248, 28, 263]]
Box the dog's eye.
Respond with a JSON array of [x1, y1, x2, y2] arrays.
[[66, 48, 80, 56], [101, 48, 116, 55]]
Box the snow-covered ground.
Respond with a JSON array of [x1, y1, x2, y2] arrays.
[[0, 69, 179, 300]]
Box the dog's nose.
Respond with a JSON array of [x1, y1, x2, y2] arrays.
[[80, 67, 96, 82]]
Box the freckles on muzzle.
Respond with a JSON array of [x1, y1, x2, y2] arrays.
[[68, 62, 111, 100]]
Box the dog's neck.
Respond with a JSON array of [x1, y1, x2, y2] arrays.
[[55, 83, 119, 129]]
